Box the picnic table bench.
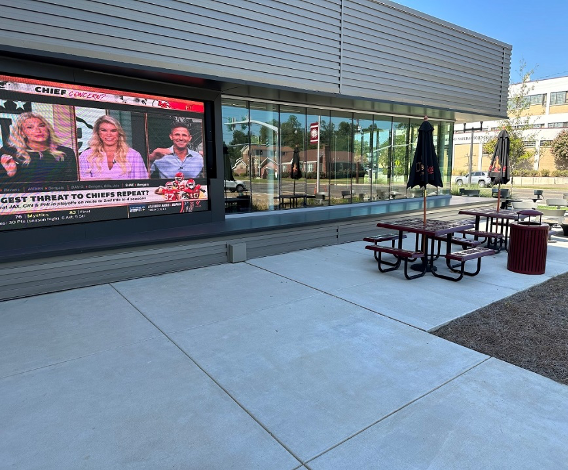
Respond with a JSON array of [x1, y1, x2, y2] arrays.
[[459, 229, 504, 252], [363, 232, 407, 247], [365, 245, 425, 280], [431, 234, 482, 257], [431, 247, 496, 282]]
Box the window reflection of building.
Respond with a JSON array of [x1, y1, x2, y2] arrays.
[[221, 98, 454, 213]]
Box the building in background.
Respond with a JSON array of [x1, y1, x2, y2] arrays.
[[453, 76, 568, 175]]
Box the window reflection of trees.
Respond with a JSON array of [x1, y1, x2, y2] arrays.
[[371, 117, 392, 200], [280, 108, 306, 195], [222, 99, 250, 202], [221, 99, 453, 210]]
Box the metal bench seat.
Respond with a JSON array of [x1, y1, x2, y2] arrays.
[[431, 247, 495, 282]]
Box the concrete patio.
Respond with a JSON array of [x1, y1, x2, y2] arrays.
[[2, 224, 568, 469]]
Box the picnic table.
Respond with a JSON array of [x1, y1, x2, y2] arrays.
[[458, 207, 522, 251], [275, 194, 315, 209], [367, 217, 494, 281]]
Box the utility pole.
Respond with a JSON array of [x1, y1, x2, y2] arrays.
[[463, 122, 483, 185]]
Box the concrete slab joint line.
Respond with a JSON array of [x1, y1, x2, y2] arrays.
[[228, 242, 247, 263]]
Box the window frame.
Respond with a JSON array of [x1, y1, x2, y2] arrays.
[[550, 91, 568, 106]]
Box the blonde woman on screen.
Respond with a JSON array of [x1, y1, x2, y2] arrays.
[[78, 115, 148, 180], [0, 111, 77, 182]]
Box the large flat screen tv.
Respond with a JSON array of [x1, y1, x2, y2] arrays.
[[0, 74, 209, 231]]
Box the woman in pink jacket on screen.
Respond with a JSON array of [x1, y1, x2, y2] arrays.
[[79, 115, 148, 180]]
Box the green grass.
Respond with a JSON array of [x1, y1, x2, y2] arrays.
[[537, 205, 568, 210]]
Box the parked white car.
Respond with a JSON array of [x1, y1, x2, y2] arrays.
[[453, 171, 491, 187], [224, 179, 248, 192]]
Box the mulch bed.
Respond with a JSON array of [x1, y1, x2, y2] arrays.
[[433, 272, 568, 385]]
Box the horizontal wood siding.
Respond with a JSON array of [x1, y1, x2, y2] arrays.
[[341, 0, 510, 115], [0, 0, 342, 94], [0, 0, 510, 120]]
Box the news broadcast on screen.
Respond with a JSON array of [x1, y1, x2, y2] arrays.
[[0, 74, 209, 231]]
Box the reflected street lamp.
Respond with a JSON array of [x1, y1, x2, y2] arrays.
[[463, 122, 483, 185]]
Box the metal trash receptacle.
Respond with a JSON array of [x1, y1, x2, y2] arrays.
[[507, 210, 548, 274]]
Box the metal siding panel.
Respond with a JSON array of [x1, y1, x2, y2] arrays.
[[0, 20, 340, 90], [0, 0, 510, 117], [0, 0, 343, 93], [352, 0, 508, 51], [340, 0, 510, 116], [1, 2, 340, 58], [341, 50, 504, 94], [340, 66, 504, 105], [342, 24, 506, 74]]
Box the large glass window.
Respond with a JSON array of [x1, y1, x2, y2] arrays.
[[354, 114, 374, 202], [221, 99, 454, 212], [437, 122, 453, 192], [308, 109, 330, 204], [249, 102, 278, 211], [391, 118, 410, 198], [407, 119, 425, 197], [550, 91, 568, 106], [372, 116, 392, 200], [329, 111, 353, 204], [527, 94, 546, 106], [280, 106, 307, 198], [221, 99, 251, 212]]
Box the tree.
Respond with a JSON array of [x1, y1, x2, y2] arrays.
[[551, 129, 568, 170], [391, 123, 410, 177], [482, 61, 538, 175], [280, 115, 304, 149]]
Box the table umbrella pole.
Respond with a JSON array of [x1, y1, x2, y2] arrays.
[[496, 183, 501, 212], [423, 188, 427, 225]]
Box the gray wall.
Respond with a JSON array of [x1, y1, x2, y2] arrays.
[[0, 0, 510, 118]]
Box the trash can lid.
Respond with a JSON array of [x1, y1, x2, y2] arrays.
[[517, 209, 542, 216]]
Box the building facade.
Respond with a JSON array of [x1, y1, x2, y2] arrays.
[[0, 0, 511, 257], [453, 76, 568, 175]]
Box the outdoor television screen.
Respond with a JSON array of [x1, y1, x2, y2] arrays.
[[0, 74, 209, 231]]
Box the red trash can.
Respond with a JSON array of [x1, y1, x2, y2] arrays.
[[507, 210, 548, 274]]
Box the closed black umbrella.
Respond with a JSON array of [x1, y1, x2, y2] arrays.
[[407, 118, 443, 224], [291, 145, 302, 194], [488, 129, 510, 212], [223, 144, 234, 183]]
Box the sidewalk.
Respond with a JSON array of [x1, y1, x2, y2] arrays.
[[2, 226, 568, 468]]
